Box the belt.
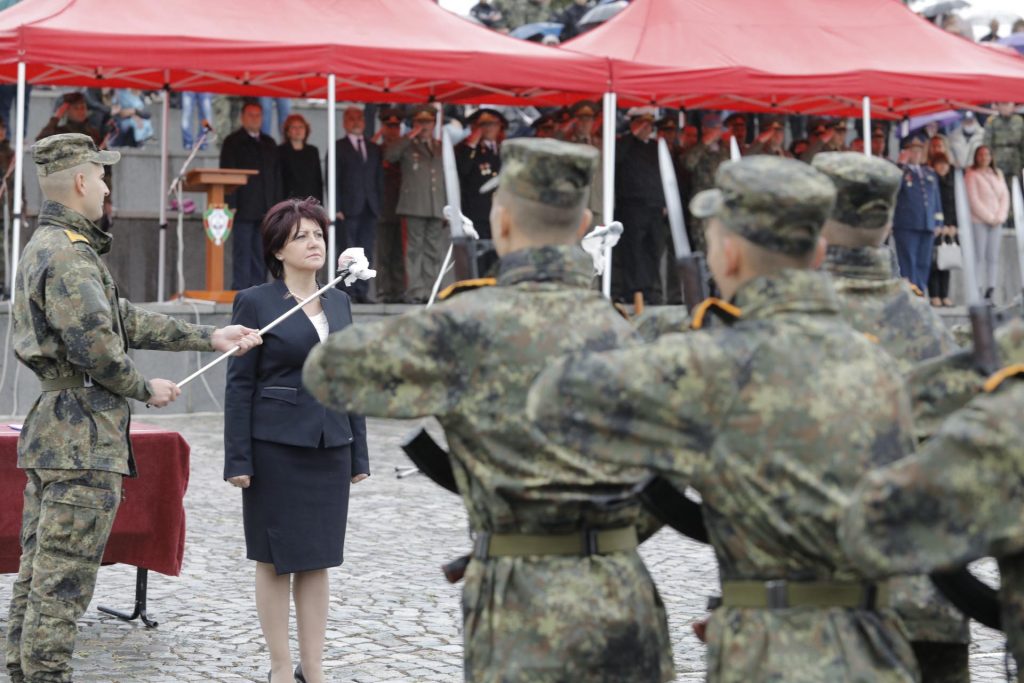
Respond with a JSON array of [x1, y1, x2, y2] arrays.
[[39, 373, 91, 391], [473, 526, 637, 559], [719, 580, 890, 610]]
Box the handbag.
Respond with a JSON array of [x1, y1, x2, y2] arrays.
[[936, 236, 962, 271]]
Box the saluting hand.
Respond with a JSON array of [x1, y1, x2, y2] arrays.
[[212, 325, 262, 356], [227, 475, 251, 489]]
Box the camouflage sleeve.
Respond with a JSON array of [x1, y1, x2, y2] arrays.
[[634, 307, 692, 342], [44, 248, 150, 401], [840, 383, 1024, 577], [526, 336, 720, 479], [119, 299, 215, 352], [302, 309, 461, 419]]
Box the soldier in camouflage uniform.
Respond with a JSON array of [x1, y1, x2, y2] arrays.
[[493, 0, 553, 29], [812, 151, 969, 682], [5, 134, 260, 683], [682, 112, 730, 252], [841, 317, 1024, 675], [984, 102, 1024, 206], [303, 138, 674, 682], [527, 156, 920, 682]]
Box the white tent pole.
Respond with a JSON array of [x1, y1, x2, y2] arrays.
[[157, 85, 170, 301], [327, 74, 337, 276], [862, 96, 871, 158], [10, 62, 25, 308], [600, 90, 616, 299]]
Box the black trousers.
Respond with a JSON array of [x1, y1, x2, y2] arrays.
[[612, 202, 666, 304], [232, 220, 267, 290], [339, 208, 378, 300]]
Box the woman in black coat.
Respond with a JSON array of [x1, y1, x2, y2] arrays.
[[278, 113, 323, 202], [224, 198, 368, 683]]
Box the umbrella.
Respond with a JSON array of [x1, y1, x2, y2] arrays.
[[578, 0, 629, 33], [510, 21, 564, 42], [909, 0, 970, 18]]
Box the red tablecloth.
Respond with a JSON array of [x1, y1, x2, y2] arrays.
[[0, 422, 190, 576]]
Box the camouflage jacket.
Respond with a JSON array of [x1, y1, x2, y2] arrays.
[[527, 269, 919, 683], [303, 245, 674, 682], [494, 0, 553, 29], [682, 142, 729, 251], [984, 113, 1024, 176], [14, 201, 214, 475], [841, 360, 1024, 670], [826, 243, 966, 643]]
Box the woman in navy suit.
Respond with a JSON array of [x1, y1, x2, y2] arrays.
[[224, 198, 369, 683]]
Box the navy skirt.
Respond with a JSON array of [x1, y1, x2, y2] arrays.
[[242, 438, 352, 574]]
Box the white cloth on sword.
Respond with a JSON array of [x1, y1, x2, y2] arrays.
[[336, 247, 378, 286], [580, 221, 623, 276]]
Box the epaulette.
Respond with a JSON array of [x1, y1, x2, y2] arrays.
[[63, 229, 89, 245], [983, 364, 1024, 393], [908, 283, 925, 298], [437, 277, 497, 301], [690, 298, 741, 330]]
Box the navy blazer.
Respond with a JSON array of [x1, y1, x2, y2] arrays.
[[893, 164, 944, 234], [333, 136, 383, 218], [223, 280, 369, 479]]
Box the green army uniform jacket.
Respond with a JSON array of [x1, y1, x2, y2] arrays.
[[527, 269, 920, 683], [984, 113, 1024, 177], [13, 201, 214, 476], [384, 136, 445, 219], [842, 357, 1024, 674], [826, 243, 966, 644], [304, 245, 674, 682]]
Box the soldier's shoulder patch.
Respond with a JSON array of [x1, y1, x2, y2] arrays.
[[438, 277, 497, 302], [983, 363, 1024, 393], [690, 298, 741, 330], [907, 282, 925, 298], [63, 229, 89, 245]]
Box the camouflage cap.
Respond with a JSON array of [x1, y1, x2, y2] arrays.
[[690, 156, 836, 255], [480, 138, 597, 206], [812, 152, 902, 229], [32, 133, 120, 176]]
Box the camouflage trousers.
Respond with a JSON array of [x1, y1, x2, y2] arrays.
[[5, 468, 122, 683]]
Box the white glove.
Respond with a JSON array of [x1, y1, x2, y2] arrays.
[[336, 248, 377, 286], [443, 206, 480, 240], [580, 221, 623, 276]]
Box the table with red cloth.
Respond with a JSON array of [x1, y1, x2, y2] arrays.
[[0, 421, 190, 625]]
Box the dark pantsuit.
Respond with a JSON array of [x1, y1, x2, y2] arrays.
[[231, 220, 266, 291], [6, 469, 121, 683], [613, 203, 666, 304], [339, 209, 377, 300], [893, 229, 933, 293]]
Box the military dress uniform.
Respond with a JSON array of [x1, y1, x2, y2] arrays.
[[812, 152, 969, 682], [841, 318, 1024, 677], [304, 139, 674, 683], [984, 112, 1024, 201], [6, 135, 216, 683], [892, 142, 944, 292], [527, 157, 920, 682], [384, 106, 448, 303]]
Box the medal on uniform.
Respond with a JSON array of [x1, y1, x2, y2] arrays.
[[480, 162, 492, 176], [203, 205, 235, 246]]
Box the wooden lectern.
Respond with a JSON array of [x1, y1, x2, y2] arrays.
[[180, 167, 258, 303]]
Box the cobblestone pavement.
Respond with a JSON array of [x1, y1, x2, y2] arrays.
[[0, 414, 1011, 682]]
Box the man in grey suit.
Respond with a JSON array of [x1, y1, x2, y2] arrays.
[[384, 105, 448, 304]]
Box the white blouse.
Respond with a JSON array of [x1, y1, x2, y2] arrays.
[[308, 311, 329, 343]]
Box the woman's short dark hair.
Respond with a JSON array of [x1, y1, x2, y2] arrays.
[[261, 197, 329, 280], [972, 145, 992, 169], [281, 113, 310, 142]]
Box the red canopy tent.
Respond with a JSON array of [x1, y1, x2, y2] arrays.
[[0, 0, 607, 103], [565, 0, 1024, 119]]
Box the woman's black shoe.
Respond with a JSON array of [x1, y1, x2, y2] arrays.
[[984, 287, 995, 300], [294, 663, 307, 683]]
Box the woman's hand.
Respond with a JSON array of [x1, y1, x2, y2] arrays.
[[228, 475, 251, 489], [351, 474, 369, 484]]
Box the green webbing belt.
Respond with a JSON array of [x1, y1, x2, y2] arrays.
[[720, 580, 890, 609], [474, 526, 637, 559], [39, 373, 87, 391]]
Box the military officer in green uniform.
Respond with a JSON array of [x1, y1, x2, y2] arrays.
[[527, 156, 920, 682], [812, 151, 968, 682], [5, 133, 260, 683], [303, 138, 674, 682], [984, 102, 1024, 205], [841, 318, 1024, 677]]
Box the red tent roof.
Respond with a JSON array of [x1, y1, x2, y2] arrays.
[[0, 0, 608, 104], [565, 0, 1024, 118]]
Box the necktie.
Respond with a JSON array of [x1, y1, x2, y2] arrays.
[[356, 137, 365, 162]]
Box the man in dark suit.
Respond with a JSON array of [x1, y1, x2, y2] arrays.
[[334, 106, 383, 302], [219, 101, 283, 289], [892, 137, 943, 293], [456, 108, 505, 241]]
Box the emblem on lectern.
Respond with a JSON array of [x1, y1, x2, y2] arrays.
[[203, 205, 235, 246]]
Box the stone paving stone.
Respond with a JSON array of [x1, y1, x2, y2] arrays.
[[0, 413, 1011, 681]]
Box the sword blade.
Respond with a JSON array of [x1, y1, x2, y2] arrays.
[[1012, 174, 1024, 303], [657, 138, 691, 259], [953, 169, 981, 306], [441, 127, 464, 239]]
